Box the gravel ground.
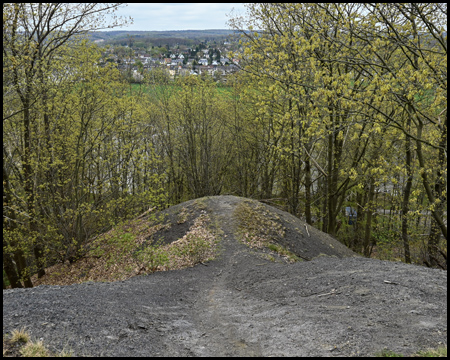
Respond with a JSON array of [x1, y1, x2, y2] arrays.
[[3, 196, 447, 357]]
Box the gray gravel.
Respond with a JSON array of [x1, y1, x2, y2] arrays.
[[3, 196, 447, 357]]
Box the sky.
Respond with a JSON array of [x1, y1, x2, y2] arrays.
[[107, 3, 247, 31]]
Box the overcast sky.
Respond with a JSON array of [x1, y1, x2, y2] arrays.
[[108, 3, 247, 31]]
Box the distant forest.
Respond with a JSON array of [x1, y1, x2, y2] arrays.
[[88, 29, 238, 47]]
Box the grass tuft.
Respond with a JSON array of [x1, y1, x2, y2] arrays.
[[19, 340, 49, 357], [375, 349, 404, 357], [375, 346, 447, 357], [415, 346, 447, 357], [10, 328, 30, 344], [4, 329, 74, 357]]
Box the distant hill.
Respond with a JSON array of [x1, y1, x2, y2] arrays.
[[88, 29, 238, 42]]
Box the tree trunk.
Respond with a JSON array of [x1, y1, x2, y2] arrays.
[[321, 175, 328, 233], [326, 130, 334, 235], [363, 178, 375, 257], [427, 220, 441, 267], [353, 189, 365, 252], [14, 252, 33, 288], [3, 162, 32, 288], [304, 155, 312, 225], [3, 250, 23, 289], [415, 121, 447, 240], [401, 116, 413, 263]]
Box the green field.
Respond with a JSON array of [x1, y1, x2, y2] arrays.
[[128, 82, 233, 96]]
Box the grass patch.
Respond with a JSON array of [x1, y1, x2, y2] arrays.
[[19, 341, 49, 357], [375, 346, 447, 357], [3, 329, 73, 357], [130, 82, 233, 96], [193, 197, 208, 211], [94, 211, 218, 274], [416, 347, 447, 357], [267, 243, 302, 263], [177, 207, 191, 224], [10, 328, 30, 344], [234, 201, 285, 247], [29, 208, 219, 286], [234, 200, 301, 263], [376, 349, 404, 357]]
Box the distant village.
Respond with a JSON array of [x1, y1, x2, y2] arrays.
[[95, 38, 242, 83]]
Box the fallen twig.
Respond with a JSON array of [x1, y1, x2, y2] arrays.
[[383, 280, 399, 285], [137, 207, 156, 219], [304, 224, 310, 237]]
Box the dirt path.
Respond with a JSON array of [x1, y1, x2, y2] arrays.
[[188, 196, 264, 356], [3, 195, 447, 357]]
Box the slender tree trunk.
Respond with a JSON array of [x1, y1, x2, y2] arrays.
[[3, 163, 23, 288], [15, 251, 33, 288], [3, 249, 23, 289], [415, 121, 447, 240], [326, 130, 334, 234], [322, 175, 328, 233], [363, 178, 375, 257], [304, 155, 312, 225], [3, 161, 32, 288], [401, 116, 413, 263], [21, 103, 35, 287], [426, 116, 447, 266], [353, 189, 365, 252], [427, 220, 441, 267]]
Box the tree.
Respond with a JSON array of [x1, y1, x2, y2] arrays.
[[3, 3, 131, 288], [324, 4, 447, 260], [145, 73, 233, 201], [229, 4, 379, 232], [335, 3, 447, 242], [135, 60, 144, 75], [228, 3, 446, 264]]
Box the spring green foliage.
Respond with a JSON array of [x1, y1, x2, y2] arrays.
[[227, 3, 446, 265], [3, 3, 164, 288]]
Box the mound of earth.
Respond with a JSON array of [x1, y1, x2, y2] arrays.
[[3, 195, 447, 357], [151, 194, 357, 261]]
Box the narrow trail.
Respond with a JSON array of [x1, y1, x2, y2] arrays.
[[188, 196, 263, 356]]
